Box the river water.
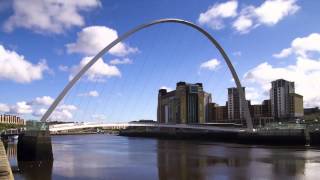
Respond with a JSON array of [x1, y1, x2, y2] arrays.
[[6, 134, 320, 180]]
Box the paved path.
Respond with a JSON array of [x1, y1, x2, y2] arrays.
[[0, 140, 13, 180]]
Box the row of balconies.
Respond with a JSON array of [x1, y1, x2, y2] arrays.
[[0, 114, 25, 125]]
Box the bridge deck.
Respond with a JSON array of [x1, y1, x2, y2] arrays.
[[0, 140, 13, 180], [50, 123, 246, 133]]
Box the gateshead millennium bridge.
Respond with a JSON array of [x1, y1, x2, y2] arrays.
[[40, 18, 253, 131]]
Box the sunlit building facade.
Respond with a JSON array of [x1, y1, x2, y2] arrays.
[[0, 114, 25, 125], [157, 82, 211, 124]]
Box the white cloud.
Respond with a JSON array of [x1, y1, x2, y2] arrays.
[[0, 103, 10, 113], [10, 101, 33, 114], [255, 0, 299, 26], [78, 90, 99, 97], [33, 104, 77, 121], [244, 57, 320, 107], [233, 0, 299, 33], [66, 26, 138, 57], [59, 65, 69, 72], [31, 96, 54, 106], [245, 87, 261, 104], [0, 45, 48, 83], [110, 58, 133, 65], [232, 6, 256, 33], [198, 0, 238, 30], [160, 86, 173, 92], [33, 108, 47, 117], [50, 104, 77, 121], [70, 56, 121, 82], [200, 58, 221, 71], [274, 33, 320, 58], [273, 48, 292, 58], [4, 0, 101, 34]]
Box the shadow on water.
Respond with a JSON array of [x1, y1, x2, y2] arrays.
[[5, 142, 53, 180]]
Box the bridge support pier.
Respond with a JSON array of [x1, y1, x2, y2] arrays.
[[17, 130, 53, 162]]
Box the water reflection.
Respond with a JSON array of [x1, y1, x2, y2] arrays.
[[4, 135, 320, 180], [18, 161, 53, 180], [6, 142, 53, 180], [157, 140, 316, 179]]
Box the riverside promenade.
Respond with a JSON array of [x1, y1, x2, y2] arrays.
[[0, 140, 13, 180]]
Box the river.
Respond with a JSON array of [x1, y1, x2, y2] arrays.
[[6, 134, 320, 179]]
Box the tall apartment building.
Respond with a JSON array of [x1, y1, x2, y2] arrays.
[[227, 87, 246, 122], [157, 82, 211, 124], [270, 79, 303, 120]]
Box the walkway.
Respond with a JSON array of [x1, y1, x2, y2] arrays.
[[0, 140, 13, 180], [50, 122, 246, 133]]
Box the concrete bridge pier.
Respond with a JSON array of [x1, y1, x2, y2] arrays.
[[17, 130, 53, 162]]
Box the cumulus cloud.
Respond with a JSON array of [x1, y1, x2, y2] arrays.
[[51, 104, 77, 121], [233, 0, 299, 34], [273, 48, 292, 58], [3, 0, 101, 34], [198, 0, 238, 30], [66, 26, 138, 57], [110, 58, 133, 65], [254, 0, 299, 25], [0, 45, 48, 83], [274, 33, 320, 58], [33, 104, 77, 121], [232, 6, 256, 33], [70, 56, 121, 82], [32, 108, 47, 117], [10, 101, 33, 114], [0, 103, 10, 113], [200, 58, 221, 71], [78, 90, 99, 97], [30, 96, 54, 106], [244, 57, 320, 107]]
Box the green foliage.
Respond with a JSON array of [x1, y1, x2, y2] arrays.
[[0, 123, 25, 131]]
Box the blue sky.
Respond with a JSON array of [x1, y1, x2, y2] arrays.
[[0, 0, 320, 122]]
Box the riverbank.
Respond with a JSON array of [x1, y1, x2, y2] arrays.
[[0, 140, 14, 180], [119, 127, 320, 146]]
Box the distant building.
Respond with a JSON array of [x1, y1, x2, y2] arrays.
[[208, 103, 228, 122], [262, 99, 272, 117], [304, 107, 320, 115], [0, 114, 25, 126], [227, 87, 246, 123], [289, 93, 304, 118], [249, 103, 274, 127], [270, 79, 303, 120], [157, 82, 211, 124]]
